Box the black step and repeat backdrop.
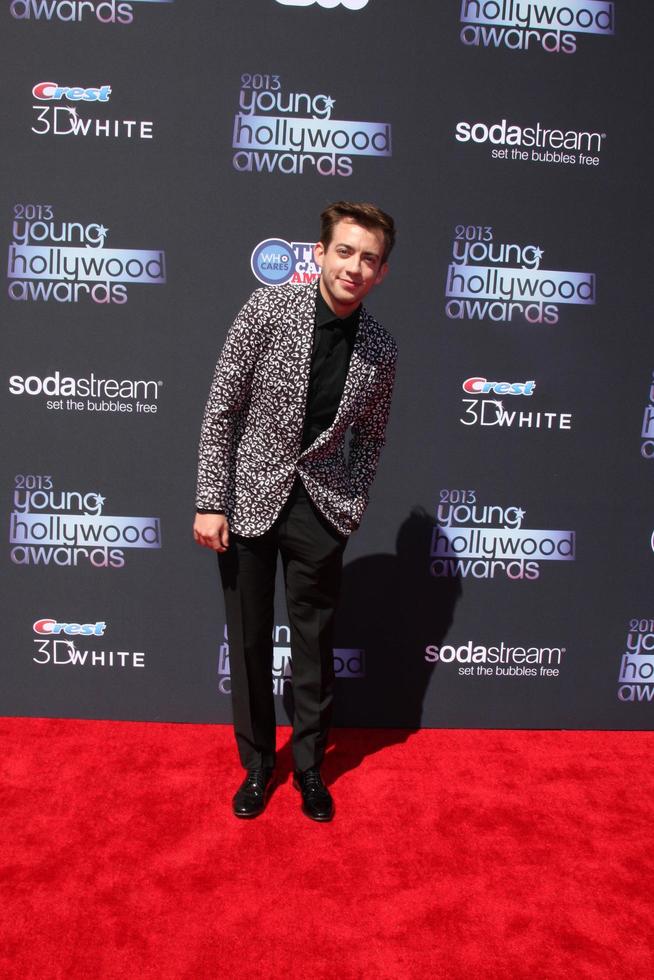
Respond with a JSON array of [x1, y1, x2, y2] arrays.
[[1, 0, 653, 730]]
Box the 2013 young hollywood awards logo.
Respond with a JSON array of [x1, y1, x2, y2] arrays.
[[454, 118, 606, 168], [9, 0, 173, 25], [459, 0, 615, 54], [444, 224, 596, 324], [640, 372, 654, 459], [250, 238, 319, 286], [617, 619, 654, 703], [7, 204, 166, 303], [217, 624, 364, 696], [9, 475, 162, 568], [8, 370, 163, 415], [232, 73, 391, 176], [459, 376, 573, 431], [31, 617, 145, 668], [430, 489, 575, 580], [31, 81, 154, 140], [425, 637, 566, 679]]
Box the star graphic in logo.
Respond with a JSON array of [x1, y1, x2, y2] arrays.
[[85, 225, 108, 248], [315, 95, 336, 118]]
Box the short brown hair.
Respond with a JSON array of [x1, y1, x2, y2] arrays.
[[319, 201, 396, 264]]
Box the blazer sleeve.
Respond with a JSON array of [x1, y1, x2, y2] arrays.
[[347, 343, 397, 506], [195, 289, 268, 511]]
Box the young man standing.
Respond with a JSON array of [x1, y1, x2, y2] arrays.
[[194, 202, 397, 821]]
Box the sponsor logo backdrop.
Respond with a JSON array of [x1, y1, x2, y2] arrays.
[[1, 0, 652, 729]]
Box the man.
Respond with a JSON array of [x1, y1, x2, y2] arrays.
[[194, 201, 397, 821]]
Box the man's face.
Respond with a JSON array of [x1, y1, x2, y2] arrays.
[[314, 219, 388, 317]]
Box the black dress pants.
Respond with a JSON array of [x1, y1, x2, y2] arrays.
[[218, 481, 348, 772]]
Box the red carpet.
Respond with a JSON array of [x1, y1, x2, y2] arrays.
[[1, 719, 653, 979]]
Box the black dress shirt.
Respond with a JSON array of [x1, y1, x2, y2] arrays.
[[301, 287, 359, 451]]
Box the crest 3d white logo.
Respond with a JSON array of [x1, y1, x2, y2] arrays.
[[31, 618, 146, 669], [31, 81, 154, 140], [276, 0, 369, 8]]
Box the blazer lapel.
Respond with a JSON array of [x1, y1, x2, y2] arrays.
[[336, 313, 375, 421], [275, 282, 318, 428]]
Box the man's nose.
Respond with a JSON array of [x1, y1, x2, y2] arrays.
[[345, 254, 362, 277]]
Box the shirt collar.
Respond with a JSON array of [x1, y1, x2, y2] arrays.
[[314, 283, 361, 332]]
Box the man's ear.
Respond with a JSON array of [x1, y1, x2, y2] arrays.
[[374, 262, 389, 286], [313, 241, 325, 268]]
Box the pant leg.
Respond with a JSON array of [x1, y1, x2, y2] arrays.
[[218, 530, 278, 770], [278, 486, 347, 772]]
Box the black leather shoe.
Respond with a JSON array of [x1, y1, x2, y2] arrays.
[[232, 767, 274, 818], [293, 767, 334, 822]]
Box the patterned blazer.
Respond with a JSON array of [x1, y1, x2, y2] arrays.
[[196, 281, 397, 537]]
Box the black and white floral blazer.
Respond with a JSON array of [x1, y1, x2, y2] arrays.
[[196, 281, 397, 537]]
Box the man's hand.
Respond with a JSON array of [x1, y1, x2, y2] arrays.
[[193, 513, 230, 553]]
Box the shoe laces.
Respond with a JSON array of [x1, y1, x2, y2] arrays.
[[301, 768, 324, 790], [245, 768, 268, 792]]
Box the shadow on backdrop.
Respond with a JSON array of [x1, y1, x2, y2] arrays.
[[281, 508, 462, 778]]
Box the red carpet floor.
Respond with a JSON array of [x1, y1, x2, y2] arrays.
[[1, 719, 653, 980]]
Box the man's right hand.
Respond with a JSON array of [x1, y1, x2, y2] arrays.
[[193, 513, 230, 553]]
